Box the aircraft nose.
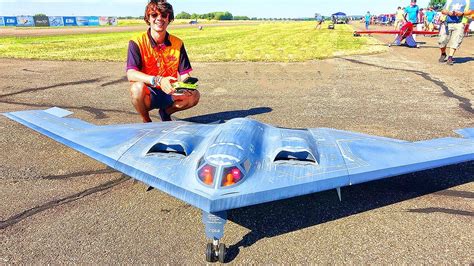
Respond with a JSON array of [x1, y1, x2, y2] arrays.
[[203, 118, 265, 167]]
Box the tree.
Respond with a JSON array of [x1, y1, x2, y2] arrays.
[[175, 11, 191, 19], [216, 11, 233, 20], [428, 0, 446, 10], [233, 16, 250, 20]]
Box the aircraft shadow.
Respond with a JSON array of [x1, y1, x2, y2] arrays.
[[181, 107, 272, 124], [225, 161, 474, 262]]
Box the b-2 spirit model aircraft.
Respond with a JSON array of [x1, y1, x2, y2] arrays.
[[4, 107, 474, 262]]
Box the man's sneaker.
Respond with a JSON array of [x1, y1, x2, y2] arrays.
[[447, 57, 454, 65], [438, 54, 447, 63], [159, 109, 172, 122]]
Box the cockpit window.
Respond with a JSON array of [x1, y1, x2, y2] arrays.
[[197, 164, 216, 186], [221, 166, 244, 187]]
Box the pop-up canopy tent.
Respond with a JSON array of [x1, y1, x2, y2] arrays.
[[332, 12, 347, 16]]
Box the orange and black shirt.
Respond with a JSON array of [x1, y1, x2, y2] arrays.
[[126, 29, 192, 78]]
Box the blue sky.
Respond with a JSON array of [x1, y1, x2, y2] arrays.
[[1, 0, 431, 18]]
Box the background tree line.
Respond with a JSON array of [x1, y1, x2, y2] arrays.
[[175, 11, 250, 20]]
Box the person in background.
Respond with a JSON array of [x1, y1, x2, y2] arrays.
[[126, 0, 200, 122], [365, 11, 371, 30], [394, 6, 405, 30], [425, 7, 437, 31], [404, 0, 420, 40], [417, 8, 425, 31], [315, 13, 324, 29], [438, 0, 473, 65]]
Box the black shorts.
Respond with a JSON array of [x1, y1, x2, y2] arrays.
[[148, 86, 173, 110]]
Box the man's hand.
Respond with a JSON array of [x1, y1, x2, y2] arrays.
[[159, 76, 177, 94]]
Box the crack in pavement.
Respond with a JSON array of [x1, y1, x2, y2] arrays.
[[0, 78, 102, 98], [0, 175, 129, 230], [407, 207, 474, 217], [342, 58, 473, 114], [433, 190, 474, 199], [42, 168, 116, 180], [100, 77, 128, 87], [22, 68, 43, 74]]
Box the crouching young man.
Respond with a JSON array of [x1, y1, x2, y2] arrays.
[[126, 0, 199, 122]]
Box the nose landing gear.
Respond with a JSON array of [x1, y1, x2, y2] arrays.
[[205, 239, 226, 263], [203, 211, 228, 263]]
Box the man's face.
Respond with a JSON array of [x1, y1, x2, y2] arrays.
[[410, 1, 416, 7], [148, 12, 169, 33]]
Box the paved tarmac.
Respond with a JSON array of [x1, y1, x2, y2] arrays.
[[0, 25, 473, 263]]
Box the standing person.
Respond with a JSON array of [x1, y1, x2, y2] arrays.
[[365, 11, 371, 30], [315, 13, 323, 29], [404, 0, 420, 41], [438, 0, 472, 65], [126, 0, 200, 123], [417, 8, 425, 31], [425, 7, 437, 31], [394, 7, 405, 30]]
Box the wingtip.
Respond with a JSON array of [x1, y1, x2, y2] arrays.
[[455, 128, 474, 139], [44, 107, 73, 118]]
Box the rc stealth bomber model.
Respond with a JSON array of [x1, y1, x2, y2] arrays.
[[4, 107, 474, 262]]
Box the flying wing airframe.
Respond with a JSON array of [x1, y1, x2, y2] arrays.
[[4, 107, 474, 262]]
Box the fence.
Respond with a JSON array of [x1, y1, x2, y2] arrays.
[[0, 16, 117, 27]]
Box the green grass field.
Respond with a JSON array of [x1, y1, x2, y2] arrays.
[[0, 22, 385, 62], [118, 19, 222, 26]]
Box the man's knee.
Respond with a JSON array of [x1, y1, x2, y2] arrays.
[[129, 82, 146, 100], [174, 90, 200, 109], [190, 90, 200, 106]]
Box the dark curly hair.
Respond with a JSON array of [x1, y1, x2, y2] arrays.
[[144, 0, 174, 25]]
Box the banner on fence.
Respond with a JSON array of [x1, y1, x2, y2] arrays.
[[0, 15, 117, 27], [63, 16, 77, 26], [88, 16, 100, 26], [4, 16, 18, 26], [99, 16, 109, 25], [34, 16, 50, 27], [48, 16, 64, 27], [108, 16, 118, 26], [17, 16, 35, 27], [76, 16, 89, 26]]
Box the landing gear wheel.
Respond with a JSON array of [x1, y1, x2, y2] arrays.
[[205, 243, 214, 262], [218, 243, 226, 263]]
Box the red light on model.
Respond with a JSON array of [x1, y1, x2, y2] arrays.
[[231, 168, 241, 181]]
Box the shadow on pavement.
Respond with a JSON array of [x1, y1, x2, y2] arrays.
[[225, 161, 474, 262], [452, 57, 474, 64], [183, 107, 273, 123]]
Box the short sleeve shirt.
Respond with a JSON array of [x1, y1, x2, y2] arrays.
[[126, 29, 192, 78], [404, 5, 420, 23]]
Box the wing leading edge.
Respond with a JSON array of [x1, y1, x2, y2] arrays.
[[4, 108, 474, 212]]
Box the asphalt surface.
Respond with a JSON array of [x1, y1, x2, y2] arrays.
[[0, 24, 473, 264], [0, 21, 262, 37]]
